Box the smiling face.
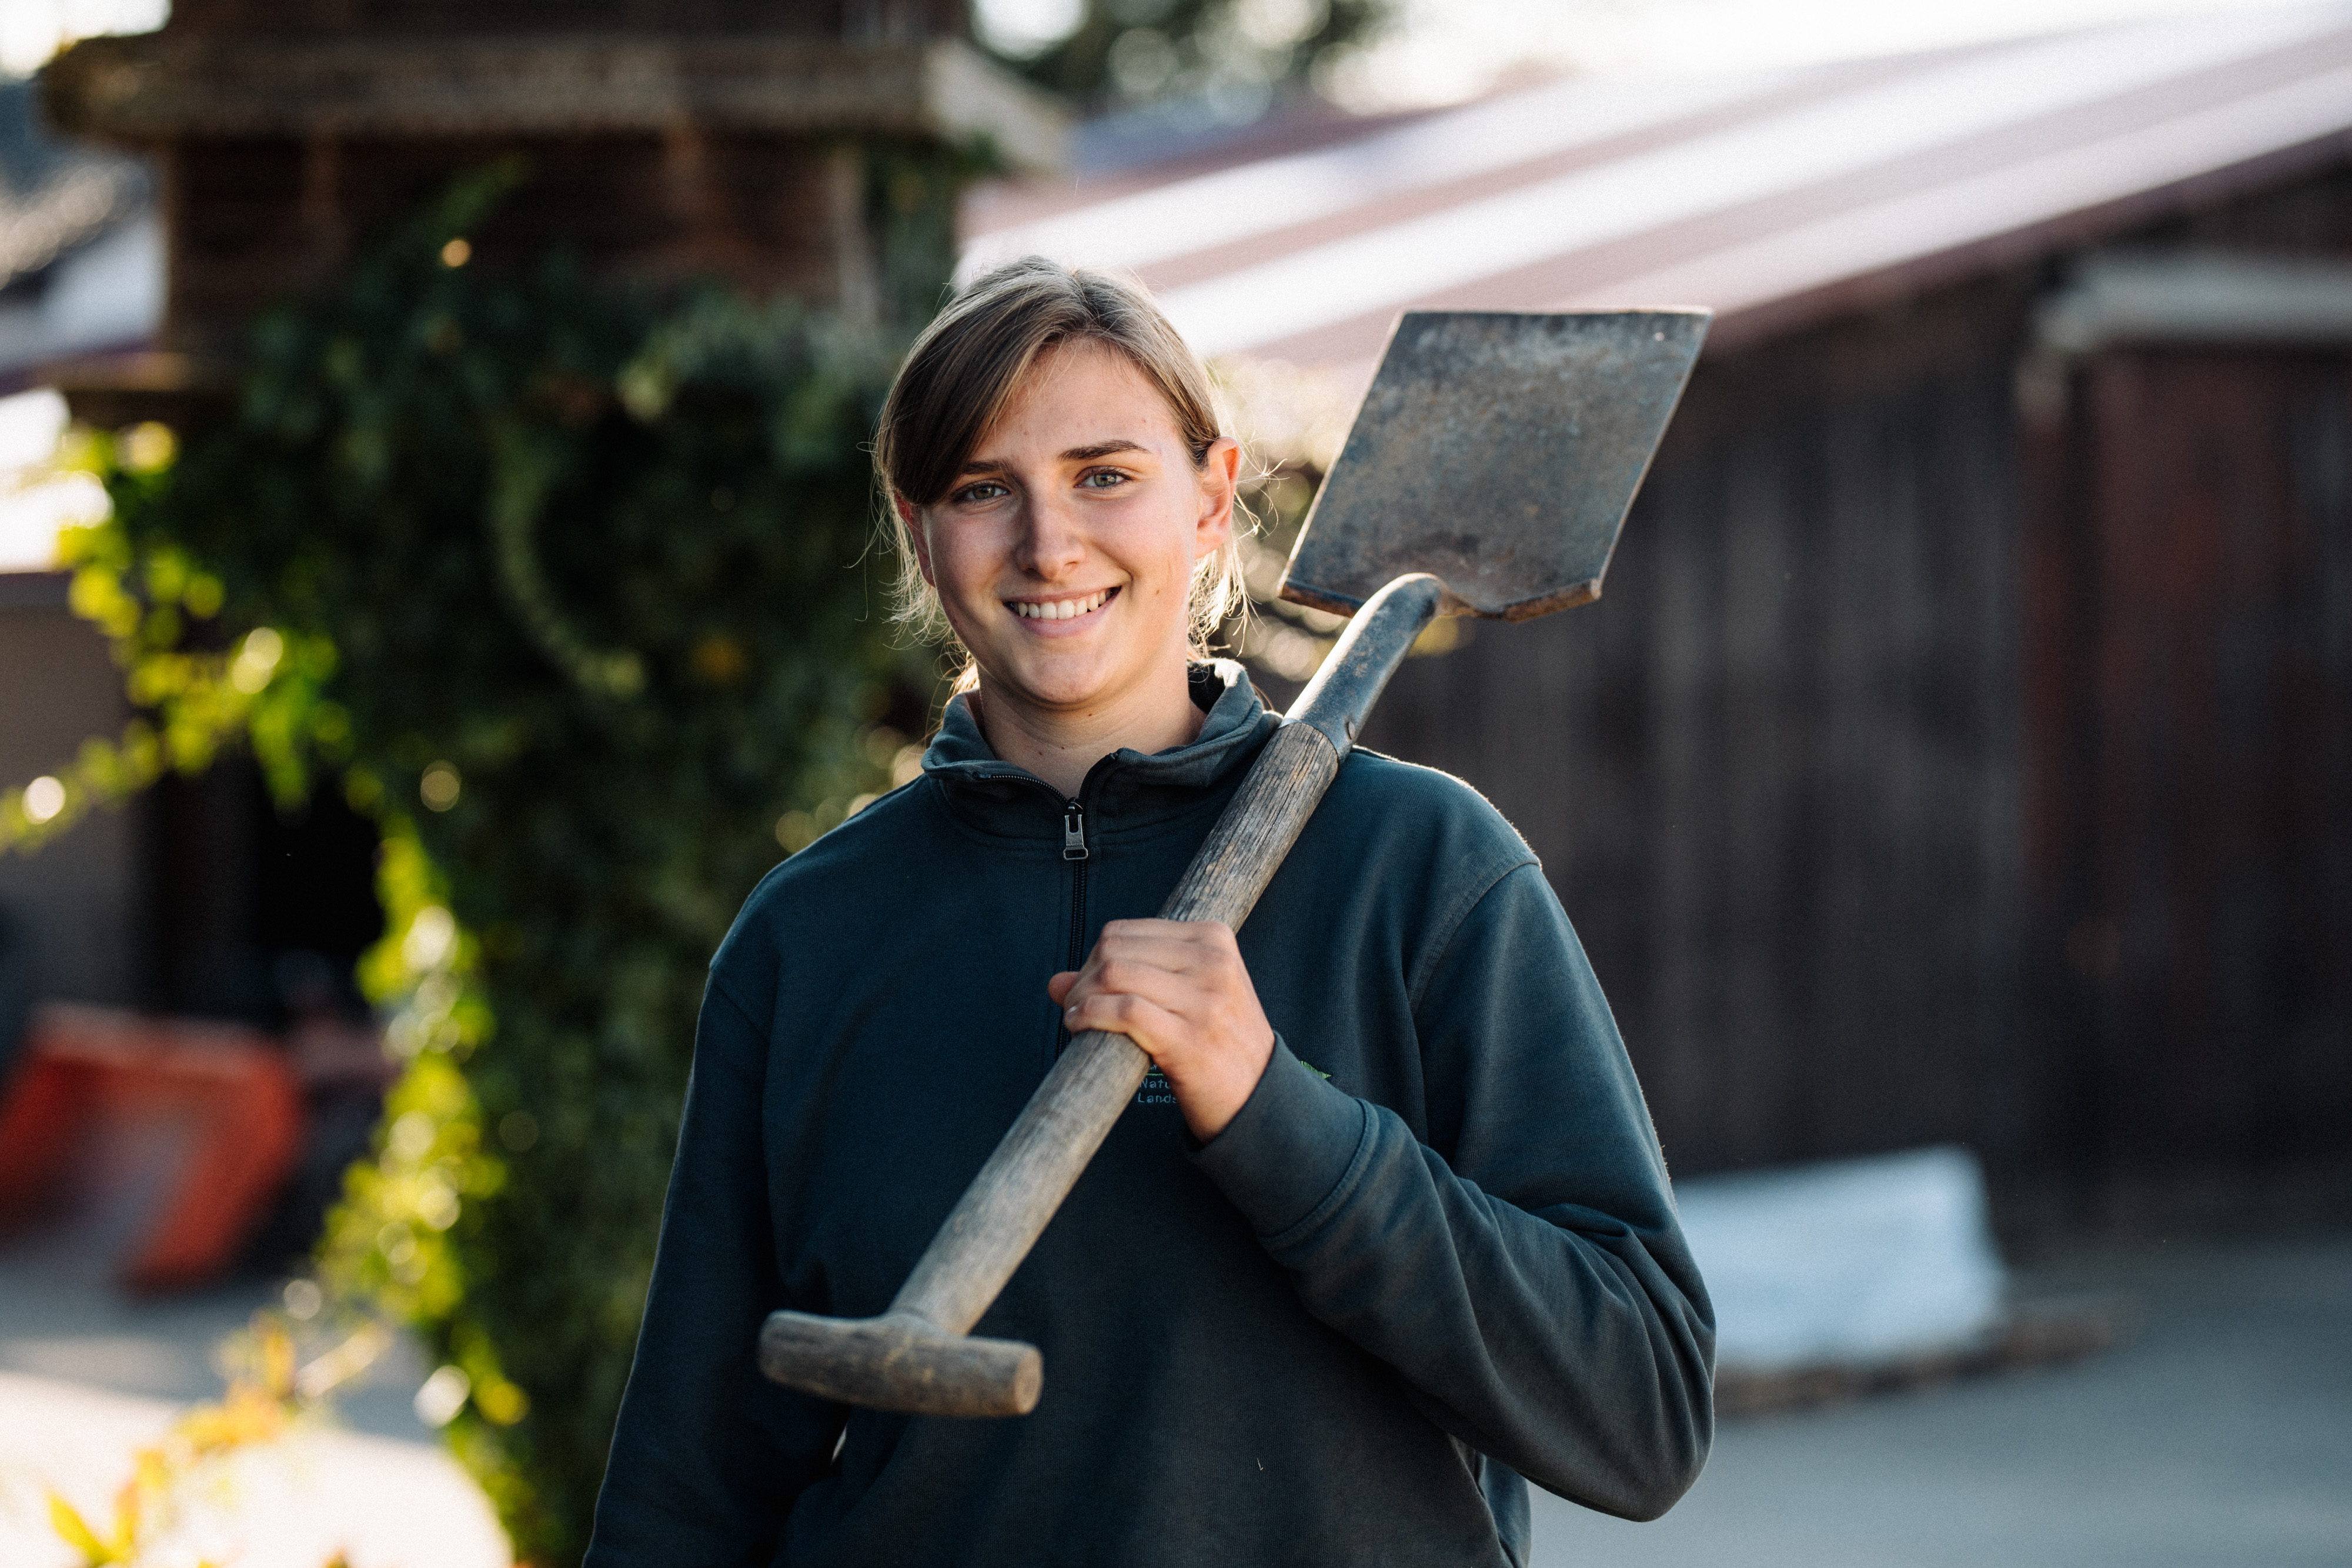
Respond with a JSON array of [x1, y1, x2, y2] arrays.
[[904, 338, 1237, 751]]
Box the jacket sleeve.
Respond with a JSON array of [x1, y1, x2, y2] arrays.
[[583, 981, 838, 1567], [1191, 862, 1715, 1521]]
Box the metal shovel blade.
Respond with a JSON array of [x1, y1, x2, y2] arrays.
[[1279, 310, 1709, 621]]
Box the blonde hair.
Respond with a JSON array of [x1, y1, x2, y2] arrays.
[[873, 258, 1245, 682]]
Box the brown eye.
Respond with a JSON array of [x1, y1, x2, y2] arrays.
[[954, 481, 1010, 504]]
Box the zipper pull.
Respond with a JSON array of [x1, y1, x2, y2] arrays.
[[1061, 801, 1089, 861]]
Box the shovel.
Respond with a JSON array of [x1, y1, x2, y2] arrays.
[[757, 308, 1709, 1418]]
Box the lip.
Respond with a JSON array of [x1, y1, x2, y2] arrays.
[[1004, 585, 1119, 636]]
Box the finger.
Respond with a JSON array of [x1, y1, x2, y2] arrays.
[[1096, 917, 1239, 954], [1061, 990, 1183, 1053], [1075, 954, 1241, 1017], [1081, 928, 1241, 983], [1060, 964, 1191, 1024], [1046, 971, 1077, 1006], [1068, 932, 1257, 1015]]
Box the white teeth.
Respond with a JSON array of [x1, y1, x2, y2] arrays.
[[1015, 591, 1108, 620]]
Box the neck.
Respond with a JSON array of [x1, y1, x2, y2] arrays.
[[972, 664, 1205, 798]]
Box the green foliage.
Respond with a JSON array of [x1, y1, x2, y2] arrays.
[[0, 424, 344, 854], [61, 163, 951, 1563], [984, 0, 1393, 114]]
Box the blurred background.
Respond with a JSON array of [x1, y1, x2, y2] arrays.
[[0, 0, 2347, 1563]]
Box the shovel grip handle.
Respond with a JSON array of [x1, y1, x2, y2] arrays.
[[888, 575, 1449, 1341], [893, 720, 1341, 1335]]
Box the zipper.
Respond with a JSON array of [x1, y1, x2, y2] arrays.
[[1062, 799, 1090, 979], [1058, 799, 1091, 1058]]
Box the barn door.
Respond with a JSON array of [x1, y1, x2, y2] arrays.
[[2025, 345, 2352, 1182]]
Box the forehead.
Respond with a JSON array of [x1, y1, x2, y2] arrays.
[[977, 338, 1179, 449]]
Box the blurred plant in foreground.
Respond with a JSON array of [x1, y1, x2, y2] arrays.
[[0, 422, 342, 854], [45, 1315, 387, 1568], [1, 156, 955, 1565]]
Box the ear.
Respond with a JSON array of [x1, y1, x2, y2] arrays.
[[1194, 436, 1240, 554], [896, 493, 937, 588]]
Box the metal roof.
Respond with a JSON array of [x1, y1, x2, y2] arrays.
[[960, 5, 2352, 372]]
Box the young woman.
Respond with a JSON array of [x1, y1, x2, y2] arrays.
[[584, 259, 1712, 1568]]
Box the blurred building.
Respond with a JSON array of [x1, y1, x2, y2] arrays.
[[8, 4, 2347, 1223], [38, 0, 1060, 405], [2, 0, 1058, 1030], [0, 78, 159, 390], [969, 9, 2352, 1211], [0, 76, 158, 1023]]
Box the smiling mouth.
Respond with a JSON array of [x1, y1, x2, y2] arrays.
[[1008, 587, 1116, 621]]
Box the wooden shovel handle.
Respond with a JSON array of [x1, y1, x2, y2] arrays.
[[891, 721, 1342, 1335], [890, 574, 1450, 1339]]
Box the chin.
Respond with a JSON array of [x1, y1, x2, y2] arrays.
[[1002, 658, 1127, 712]]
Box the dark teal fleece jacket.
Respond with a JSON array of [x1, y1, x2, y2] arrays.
[[584, 664, 1712, 1568]]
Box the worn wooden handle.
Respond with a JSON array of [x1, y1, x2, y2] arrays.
[[888, 574, 1449, 1339], [892, 719, 1341, 1333]]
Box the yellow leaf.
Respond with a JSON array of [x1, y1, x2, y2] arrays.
[[46, 1490, 115, 1563], [474, 1376, 529, 1425], [118, 1457, 160, 1538], [260, 1319, 299, 1398]]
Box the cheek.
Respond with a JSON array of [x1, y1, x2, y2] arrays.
[[1117, 512, 1201, 601], [1152, 539, 1201, 607], [926, 526, 997, 604]]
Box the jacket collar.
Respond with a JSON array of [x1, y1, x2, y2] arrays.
[[920, 660, 1277, 842]]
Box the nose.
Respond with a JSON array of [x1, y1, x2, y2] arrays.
[[1014, 488, 1085, 582]]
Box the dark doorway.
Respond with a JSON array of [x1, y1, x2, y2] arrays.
[[146, 758, 384, 1027], [2026, 346, 2352, 1180]]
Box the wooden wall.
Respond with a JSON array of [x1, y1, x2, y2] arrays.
[[0, 576, 143, 1009], [2026, 346, 2352, 1178], [1349, 151, 2352, 1196], [1359, 278, 2042, 1179]]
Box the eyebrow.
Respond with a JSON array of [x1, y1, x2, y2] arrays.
[[1061, 440, 1147, 462], [956, 439, 1147, 477]]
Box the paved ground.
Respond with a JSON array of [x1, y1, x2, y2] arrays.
[[1532, 1232, 2352, 1567], [3, 1183, 2346, 1567], [0, 1370, 507, 1568], [0, 1121, 436, 1441], [0, 1154, 504, 1568]]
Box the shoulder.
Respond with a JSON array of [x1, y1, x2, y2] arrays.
[[1279, 746, 1539, 964], [1320, 747, 1536, 885]]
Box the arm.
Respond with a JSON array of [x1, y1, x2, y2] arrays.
[[1190, 864, 1715, 1520], [583, 982, 840, 1567]]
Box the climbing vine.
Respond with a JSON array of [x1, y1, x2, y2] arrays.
[[6, 161, 950, 1564]]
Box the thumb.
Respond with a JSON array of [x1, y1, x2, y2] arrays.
[[1046, 971, 1077, 1005]]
